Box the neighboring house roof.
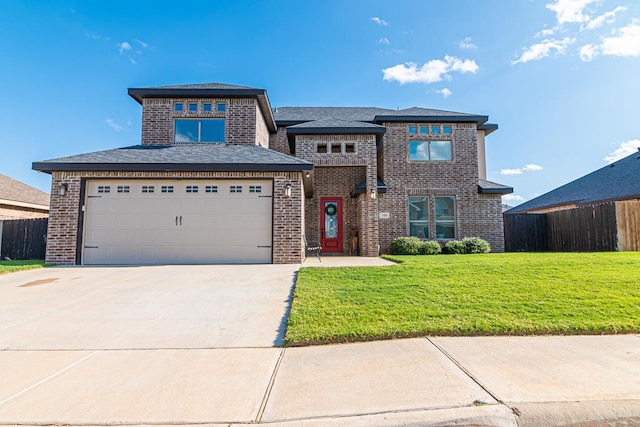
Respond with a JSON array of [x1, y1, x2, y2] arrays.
[[33, 144, 313, 173], [128, 82, 277, 133], [507, 150, 640, 213], [273, 106, 488, 126], [478, 179, 513, 195], [0, 173, 50, 210]]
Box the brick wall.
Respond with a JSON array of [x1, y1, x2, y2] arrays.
[[378, 122, 504, 252], [255, 105, 269, 148], [46, 170, 304, 265], [295, 134, 379, 256], [141, 97, 259, 146], [269, 126, 291, 155]]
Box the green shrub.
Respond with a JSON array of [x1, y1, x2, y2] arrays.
[[391, 236, 423, 255], [418, 240, 442, 255], [443, 240, 466, 254], [444, 237, 491, 254], [462, 237, 491, 254]]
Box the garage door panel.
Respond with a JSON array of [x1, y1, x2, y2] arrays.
[[83, 179, 273, 265]]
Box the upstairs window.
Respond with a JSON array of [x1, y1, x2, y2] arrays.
[[188, 103, 198, 112], [409, 141, 452, 161], [174, 103, 183, 112], [216, 103, 226, 112], [175, 119, 225, 143], [203, 103, 212, 112]]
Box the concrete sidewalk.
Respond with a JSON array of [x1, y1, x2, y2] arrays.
[[1, 261, 639, 426], [1, 336, 638, 425]]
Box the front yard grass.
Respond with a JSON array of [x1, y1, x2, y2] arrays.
[[0, 260, 47, 275], [285, 252, 640, 346]]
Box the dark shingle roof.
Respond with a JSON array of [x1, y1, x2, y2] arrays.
[[287, 118, 386, 136], [478, 179, 513, 195], [507, 151, 640, 213], [33, 144, 313, 173], [273, 107, 392, 124], [273, 106, 488, 125], [128, 82, 276, 132], [0, 173, 50, 207], [145, 82, 261, 90]]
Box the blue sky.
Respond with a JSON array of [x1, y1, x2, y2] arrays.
[[2, 0, 639, 206]]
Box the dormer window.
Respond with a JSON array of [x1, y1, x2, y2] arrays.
[[175, 119, 225, 143]]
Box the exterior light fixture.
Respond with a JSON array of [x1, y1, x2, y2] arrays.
[[58, 183, 68, 196], [285, 183, 292, 197], [305, 172, 311, 178], [370, 189, 377, 199]]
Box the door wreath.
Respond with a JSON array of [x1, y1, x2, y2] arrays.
[[325, 204, 337, 216]]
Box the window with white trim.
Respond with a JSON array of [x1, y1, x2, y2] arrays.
[[117, 185, 130, 193], [249, 185, 262, 193], [142, 185, 155, 193], [230, 185, 242, 193], [161, 185, 174, 193], [205, 185, 218, 193], [186, 185, 199, 193]]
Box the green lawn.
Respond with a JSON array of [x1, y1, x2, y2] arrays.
[[0, 260, 47, 275], [285, 252, 640, 346]]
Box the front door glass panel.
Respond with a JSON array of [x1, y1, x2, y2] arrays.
[[324, 202, 338, 238]]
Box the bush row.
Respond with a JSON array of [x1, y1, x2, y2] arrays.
[[390, 236, 491, 255]]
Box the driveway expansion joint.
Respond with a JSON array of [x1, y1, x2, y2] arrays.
[[426, 337, 517, 415], [255, 348, 286, 423]]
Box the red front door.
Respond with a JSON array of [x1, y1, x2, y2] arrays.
[[320, 198, 343, 253]]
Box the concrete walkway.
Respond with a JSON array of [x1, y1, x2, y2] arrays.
[[0, 261, 639, 426]]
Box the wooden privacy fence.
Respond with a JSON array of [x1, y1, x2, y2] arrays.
[[504, 200, 640, 252], [0, 218, 48, 260]]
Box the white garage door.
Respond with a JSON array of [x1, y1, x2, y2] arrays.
[[83, 180, 273, 265]]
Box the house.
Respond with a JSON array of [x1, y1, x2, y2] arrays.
[[32, 82, 512, 265], [0, 173, 49, 219], [504, 150, 640, 251]]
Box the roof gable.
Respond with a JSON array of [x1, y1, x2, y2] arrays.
[[0, 173, 50, 207]]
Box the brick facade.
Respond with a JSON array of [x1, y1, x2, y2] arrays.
[[40, 83, 507, 265], [46, 171, 304, 265], [295, 134, 379, 256], [141, 97, 265, 146], [377, 122, 504, 252]]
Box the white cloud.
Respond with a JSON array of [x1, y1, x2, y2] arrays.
[[135, 39, 148, 48], [502, 194, 525, 203], [604, 139, 640, 163], [584, 6, 626, 30], [128, 56, 137, 65], [546, 0, 597, 25], [600, 22, 640, 57], [535, 27, 558, 38], [579, 43, 599, 61], [459, 37, 477, 50], [382, 56, 479, 84], [500, 164, 543, 175], [371, 17, 388, 26], [105, 119, 124, 132], [523, 164, 543, 171], [118, 41, 132, 55], [378, 37, 390, 45], [437, 88, 453, 98], [500, 168, 525, 175], [512, 37, 575, 64]]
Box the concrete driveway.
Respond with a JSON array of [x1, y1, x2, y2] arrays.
[[0, 264, 298, 349]]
